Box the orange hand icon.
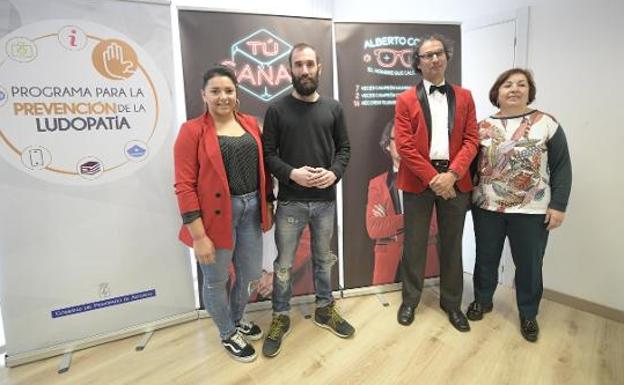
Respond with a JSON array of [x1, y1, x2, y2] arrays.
[[102, 41, 136, 79]]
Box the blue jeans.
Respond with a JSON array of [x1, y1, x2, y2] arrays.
[[272, 200, 336, 313], [198, 191, 262, 339]]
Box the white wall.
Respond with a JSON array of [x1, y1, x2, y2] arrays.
[[334, 0, 624, 311], [172, 0, 332, 17]]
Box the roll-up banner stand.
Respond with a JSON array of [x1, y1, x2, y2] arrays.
[[176, 10, 338, 308], [0, 0, 196, 367], [335, 22, 461, 293]]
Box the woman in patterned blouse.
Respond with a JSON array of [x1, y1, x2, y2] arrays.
[[465, 68, 572, 342]]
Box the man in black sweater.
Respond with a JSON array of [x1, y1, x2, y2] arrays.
[[262, 43, 353, 358]]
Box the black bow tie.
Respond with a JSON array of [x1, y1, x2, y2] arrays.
[[429, 84, 447, 94]]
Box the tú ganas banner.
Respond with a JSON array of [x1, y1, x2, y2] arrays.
[[178, 10, 336, 303]]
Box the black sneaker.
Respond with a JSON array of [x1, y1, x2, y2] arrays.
[[221, 331, 256, 363], [466, 301, 493, 321], [313, 302, 355, 338], [262, 314, 291, 357], [236, 319, 263, 341], [520, 318, 539, 342]]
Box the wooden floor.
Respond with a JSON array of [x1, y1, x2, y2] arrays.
[[1, 280, 623, 385]]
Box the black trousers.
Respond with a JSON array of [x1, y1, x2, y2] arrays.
[[401, 189, 469, 310], [472, 207, 549, 319]]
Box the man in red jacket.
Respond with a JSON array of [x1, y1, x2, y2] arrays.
[[394, 34, 478, 331]]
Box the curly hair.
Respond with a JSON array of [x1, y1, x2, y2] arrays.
[[411, 34, 454, 74]]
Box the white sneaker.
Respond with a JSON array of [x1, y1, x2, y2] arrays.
[[236, 319, 263, 341]]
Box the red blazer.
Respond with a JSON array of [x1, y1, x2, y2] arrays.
[[366, 171, 440, 285], [394, 82, 478, 193], [366, 172, 404, 285], [174, 112, 272, 249]]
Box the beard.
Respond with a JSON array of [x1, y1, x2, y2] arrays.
[[292, 73, 319, 96]]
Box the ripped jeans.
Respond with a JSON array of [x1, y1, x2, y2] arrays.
[[198, 191, 262, 339], [272, 200, 336, 313]]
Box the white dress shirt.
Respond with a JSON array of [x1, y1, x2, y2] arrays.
[[393, 165, 403, 214], [423, 79, 449, 160]]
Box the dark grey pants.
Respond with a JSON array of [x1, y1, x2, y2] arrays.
[[472, 207, 549, 319], [401, 189, 469, 310]]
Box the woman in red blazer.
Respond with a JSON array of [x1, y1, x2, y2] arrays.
[[174, 65, 272, 363]]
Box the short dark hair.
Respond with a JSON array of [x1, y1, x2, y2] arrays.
[[379, 119, 394, 154], [489, 68, 536, 107], [411, 34, 454, 74], [288, 43, 320, 67], [202, 64, 238, 89]]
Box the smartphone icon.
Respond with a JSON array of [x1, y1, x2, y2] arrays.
[[29, 149, 43, 167]]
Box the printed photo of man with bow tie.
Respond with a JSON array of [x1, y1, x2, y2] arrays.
[[366, 119, 440, 286]]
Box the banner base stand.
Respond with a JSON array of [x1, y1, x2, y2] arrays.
[[342, 278, 440, 299], [375, 293, 390, 307], [298, 304, 312, 319], [135, 331, 155, 351], [5, 310, 198, 368], [57, 352, 72, 374], [342, 283, 401, 298]]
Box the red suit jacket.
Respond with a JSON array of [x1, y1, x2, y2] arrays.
[[366, 171, 440, 285], [174, 112, 272, 249], [394, 82, 478, 193]]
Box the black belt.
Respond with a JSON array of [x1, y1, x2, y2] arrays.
[[431, 159, 449, 173]]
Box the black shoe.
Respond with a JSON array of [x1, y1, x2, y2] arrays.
[[262, 314, 291, 357], [441, 307, 470, 332], [520, 318, 539, 342], [313, 303, 355, 338], [236, 319, 263, 341], [397, 303, 416, 326], [221, 331, 256, 363], [466, 301, 493, 321]]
